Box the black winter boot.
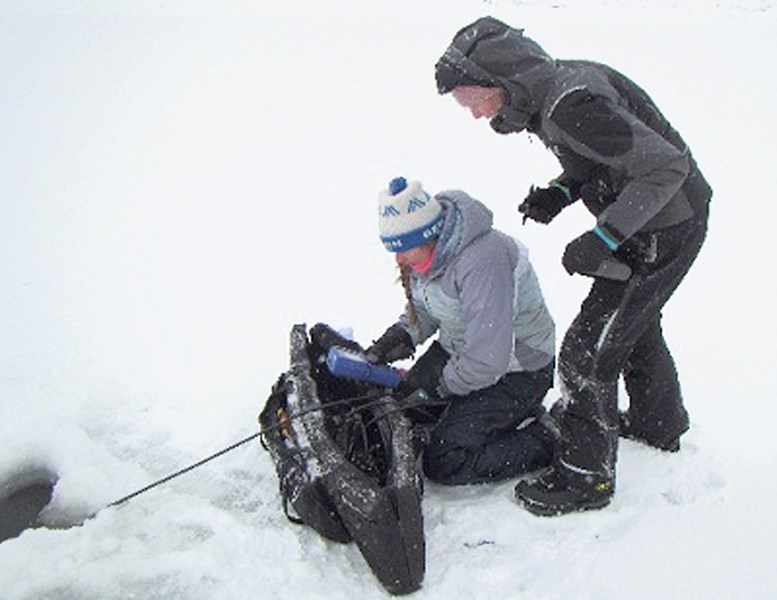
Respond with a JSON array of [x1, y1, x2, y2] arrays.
[[514, 467, 614, 516], [618, 411, 682, 452]]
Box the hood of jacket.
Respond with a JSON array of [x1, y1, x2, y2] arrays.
[[435, 16, 557, 134], [429, 190, 493, 275]]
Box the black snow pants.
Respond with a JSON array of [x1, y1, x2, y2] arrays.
[[418, 362, 555, 485], [553, 197, 710, 486]]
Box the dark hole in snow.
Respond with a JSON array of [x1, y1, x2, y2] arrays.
[[0, 467, 59, 543]]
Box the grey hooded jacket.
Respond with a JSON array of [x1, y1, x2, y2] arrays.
[[396, 191, 555, 397], [435, 17, 712, 242]]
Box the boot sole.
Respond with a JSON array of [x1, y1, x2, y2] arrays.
[[516, 489, 613, 517], [620, 431, 680, 452]]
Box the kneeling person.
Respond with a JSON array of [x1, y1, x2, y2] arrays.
[[368, 177, 556, 485]]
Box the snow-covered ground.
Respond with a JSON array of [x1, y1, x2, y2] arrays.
[[1, 0, 776, 597]]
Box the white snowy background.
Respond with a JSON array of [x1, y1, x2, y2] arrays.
[[1, 0, 776, 598]]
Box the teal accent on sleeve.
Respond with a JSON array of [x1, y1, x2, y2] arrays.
[[549, 180, 573, 203], [593, 226, 619, 251]]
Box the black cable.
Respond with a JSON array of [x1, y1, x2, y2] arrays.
[[104, 389, 395, 510], [106, 432, 260, 508]]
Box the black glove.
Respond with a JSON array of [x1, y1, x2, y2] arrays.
[[518, 180, 578, 224], [399, 341, 450, 397], [365, 324, 415, 365], [562, 231, 632, 281]]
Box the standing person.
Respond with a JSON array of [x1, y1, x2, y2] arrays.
[[435, 16, 712, 515], [367, 176, 556, 485]]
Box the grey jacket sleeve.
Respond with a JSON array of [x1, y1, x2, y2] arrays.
[[548, 87, 689, 241], [440, 237, 516, 396]]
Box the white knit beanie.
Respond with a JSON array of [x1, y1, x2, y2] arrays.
[[377, 177, 443, 252]]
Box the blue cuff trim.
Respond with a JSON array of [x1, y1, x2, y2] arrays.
[[593, 226, 619, 251]]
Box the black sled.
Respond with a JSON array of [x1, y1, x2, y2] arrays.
[[259, 323, 425, 596]]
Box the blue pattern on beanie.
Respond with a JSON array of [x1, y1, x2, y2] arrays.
[[380, 216, 444, 252], [378, 177, 443, 252]]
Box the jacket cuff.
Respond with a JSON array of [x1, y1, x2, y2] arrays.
[[592, 225, 622, 250], [550, 176, 581, 203], [435, 377, 452, 399]]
